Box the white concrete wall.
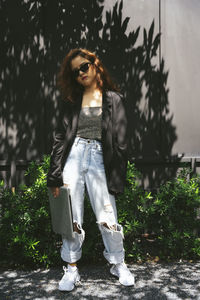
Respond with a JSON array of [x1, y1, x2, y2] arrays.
[[161, 0, 200, 157], [103, 0, 159, 39]]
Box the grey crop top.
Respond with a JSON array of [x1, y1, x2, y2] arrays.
[[76, 106, 102, 141]]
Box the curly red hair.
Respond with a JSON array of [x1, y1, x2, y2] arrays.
[[57, 48, 119, 102]]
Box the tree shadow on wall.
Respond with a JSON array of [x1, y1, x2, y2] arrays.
[[0, 0, 178, 188]]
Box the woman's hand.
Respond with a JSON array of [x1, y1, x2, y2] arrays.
[[50, 187, 60, 198]]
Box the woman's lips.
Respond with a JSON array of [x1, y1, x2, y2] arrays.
[[82, 76, 88, 80]]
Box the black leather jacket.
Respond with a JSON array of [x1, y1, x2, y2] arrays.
[[47, 90, 128, 195]]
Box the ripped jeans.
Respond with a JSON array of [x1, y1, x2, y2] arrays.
[[61, 137, 125, 264]]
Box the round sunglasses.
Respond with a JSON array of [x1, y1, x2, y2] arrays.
[[72, 62, 92, 78]]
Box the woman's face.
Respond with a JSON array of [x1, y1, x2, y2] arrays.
[[71, 55, 97, 88]]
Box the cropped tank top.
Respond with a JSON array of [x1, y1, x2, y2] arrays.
[[76, 106, 102, 141]]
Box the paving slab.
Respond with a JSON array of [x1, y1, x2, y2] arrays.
[[0, 262, 200, 300]]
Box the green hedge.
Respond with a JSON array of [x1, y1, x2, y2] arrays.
[[0, 156, 200, 269], [117, 165, 200, 262]]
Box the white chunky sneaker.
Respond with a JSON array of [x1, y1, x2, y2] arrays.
[[58, 266, 80, 291], [110, 262, 135, 286]]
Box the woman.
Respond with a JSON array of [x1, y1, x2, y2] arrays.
[[47, 48, 135, 291]]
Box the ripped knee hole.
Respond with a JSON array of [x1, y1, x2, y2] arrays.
[[102, 223, 117, 231], [73, 222, 81, 234]]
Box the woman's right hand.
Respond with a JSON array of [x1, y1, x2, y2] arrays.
[[50, 187, 60, 198]]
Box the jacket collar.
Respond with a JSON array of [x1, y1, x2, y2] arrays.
[[102, 90, 112, 133], [103, 90, 112, 110]]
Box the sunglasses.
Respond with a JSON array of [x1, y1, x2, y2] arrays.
[[72, 62, 92, 78]]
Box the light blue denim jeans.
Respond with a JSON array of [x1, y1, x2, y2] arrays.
[[61, 137, 125, 264]]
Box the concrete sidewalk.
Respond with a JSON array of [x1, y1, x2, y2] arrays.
[[0, 262, 200, 299]]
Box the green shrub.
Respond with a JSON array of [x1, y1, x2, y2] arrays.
[[149, 169, 200, 260], [0, 156, 61, 269], [117, 167, 200, 262], [0, 157, 200, 269], [117, 162, 154, 261]]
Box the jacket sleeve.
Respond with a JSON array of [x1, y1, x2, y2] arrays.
[[110, 93, 128, 194], [47, 102, 67, 187], [113, 93, 128, 163]]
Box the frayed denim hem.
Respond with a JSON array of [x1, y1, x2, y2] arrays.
[[61, 228, 85, 263], [98, 222, 125, 264]]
